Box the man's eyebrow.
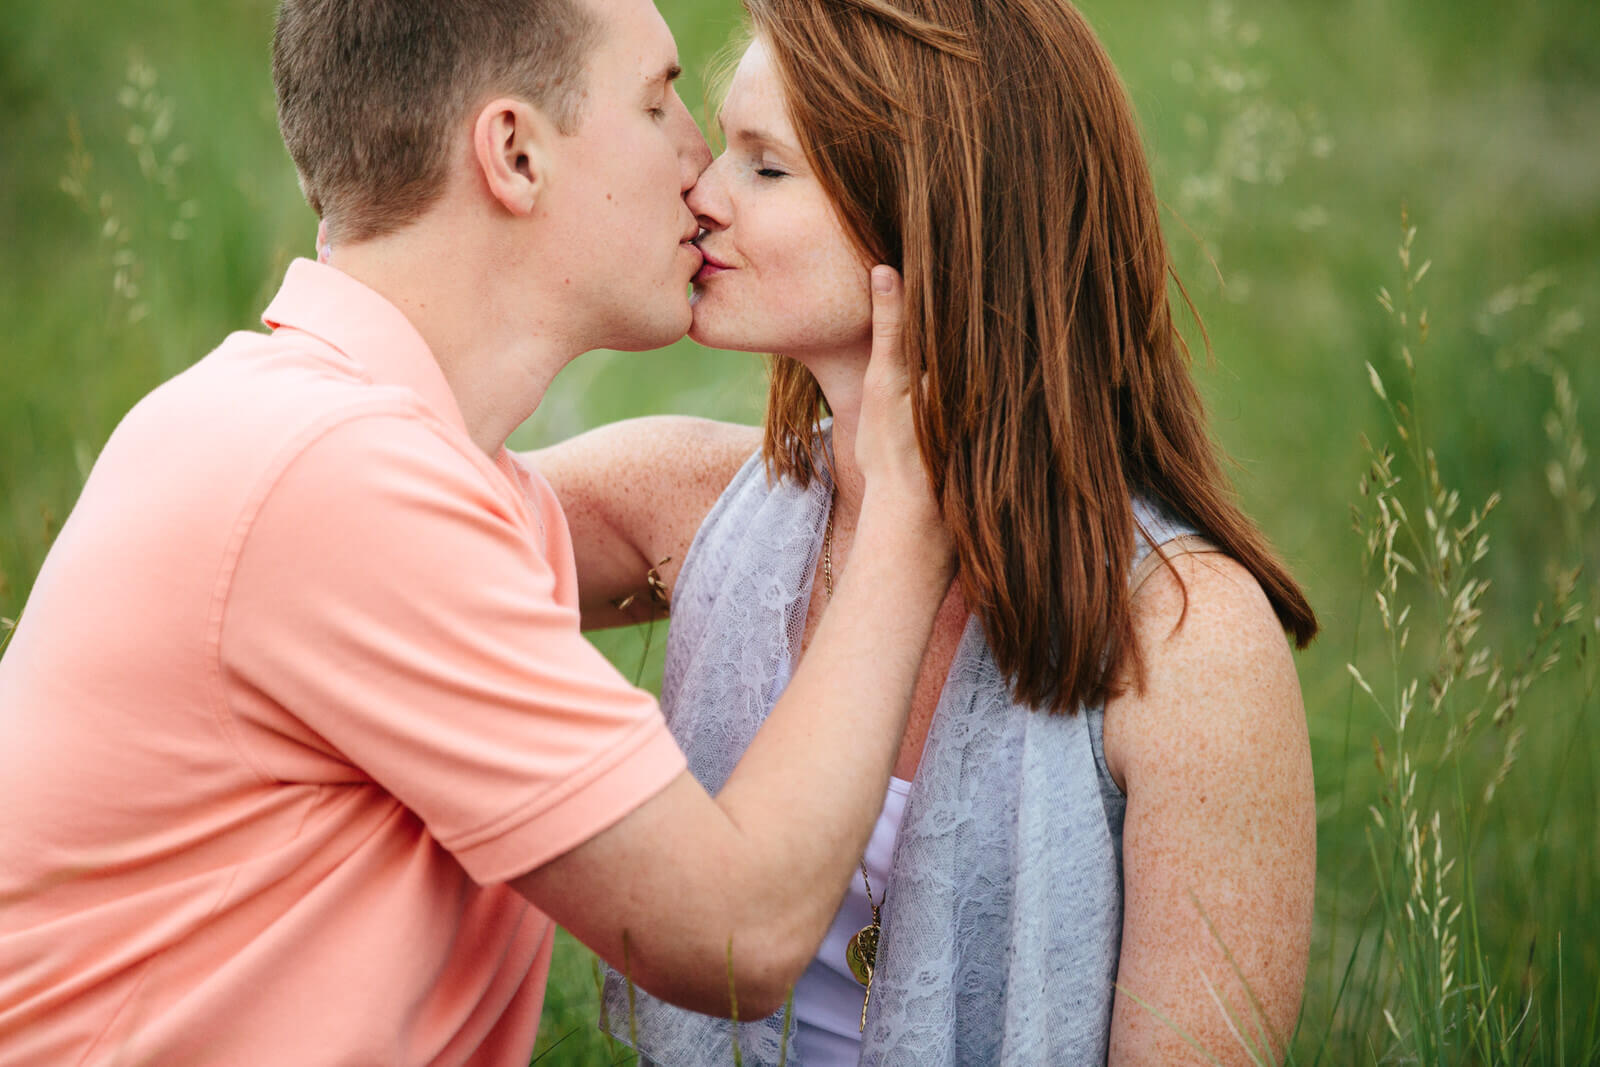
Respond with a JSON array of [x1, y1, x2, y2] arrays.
[[648, 63, 683, 88]]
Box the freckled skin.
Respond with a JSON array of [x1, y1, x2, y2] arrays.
[[792, 510, 969, 781], [531, 416, 763, 630], [1104, 554, 1316, 1063]]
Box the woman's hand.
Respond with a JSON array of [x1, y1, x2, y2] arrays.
[[854, 266, 946, 543]]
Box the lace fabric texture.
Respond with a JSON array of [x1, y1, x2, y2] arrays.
[[603, 436, 1195, 1065]]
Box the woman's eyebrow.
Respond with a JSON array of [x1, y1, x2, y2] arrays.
[[716, 116, 786, 149]]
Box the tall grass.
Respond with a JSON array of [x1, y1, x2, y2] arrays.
[[1300, 214, 1597, 1063]]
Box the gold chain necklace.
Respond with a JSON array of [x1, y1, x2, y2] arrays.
[[821, 492, 883, 1032]]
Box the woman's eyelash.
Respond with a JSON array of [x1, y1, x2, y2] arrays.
[[756, 167, 788, 179]]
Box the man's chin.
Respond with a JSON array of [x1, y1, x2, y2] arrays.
[[606, 305, 692, 353]]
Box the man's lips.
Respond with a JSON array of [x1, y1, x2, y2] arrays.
[[679, 232, 705, 275], [676, 219, 707, 273]]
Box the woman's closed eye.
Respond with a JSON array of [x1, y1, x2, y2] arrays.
[[755, 164, 789, 180]]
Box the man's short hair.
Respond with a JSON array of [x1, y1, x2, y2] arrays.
[[273, 0, 599, 243]]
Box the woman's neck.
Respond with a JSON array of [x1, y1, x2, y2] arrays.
[[794, 346, 868, 532]]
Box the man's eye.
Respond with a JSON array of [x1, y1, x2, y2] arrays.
[[648, 107, 667, 120]]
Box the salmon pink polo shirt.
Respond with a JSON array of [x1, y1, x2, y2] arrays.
[[0, 259, 687, 1064]]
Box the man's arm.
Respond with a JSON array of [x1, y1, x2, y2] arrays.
[[227, 271, 942, 1019], [515, 268, 949, 1017], [228, 407, 920, 1019], [514, 487, 947, 1015], [526, 417, 760, 630]]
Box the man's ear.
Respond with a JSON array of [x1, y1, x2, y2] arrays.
[[472, 98, 557, 217]]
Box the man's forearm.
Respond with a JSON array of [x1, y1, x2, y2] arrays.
[[707, 491, 953, 1000]]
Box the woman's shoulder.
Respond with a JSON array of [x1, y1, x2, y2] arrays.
[[689, 423, 834, 542], [1104, 549, 1307, 790], [671, 427, 831, 623], [1100, 552, 1316, 1062]]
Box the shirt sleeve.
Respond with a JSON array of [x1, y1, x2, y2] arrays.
[[218, 410, 686, 885]]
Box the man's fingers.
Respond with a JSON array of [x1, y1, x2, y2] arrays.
[[856, 264, 941, 529], [867, 266, 906, 390], [870, 265, 903, 346]]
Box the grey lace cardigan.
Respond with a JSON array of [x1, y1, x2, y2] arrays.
[[603, 445, 1199, 1065]]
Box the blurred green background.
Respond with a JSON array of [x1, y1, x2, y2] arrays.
[[3, 0, 1597, 1061]]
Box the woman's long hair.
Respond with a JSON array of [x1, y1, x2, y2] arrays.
[[751, 0, 1317, 713]]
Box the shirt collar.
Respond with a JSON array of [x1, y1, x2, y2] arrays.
[[261, 258, 468, 437]]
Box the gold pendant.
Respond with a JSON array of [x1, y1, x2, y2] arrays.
[[845, 922, 879, 986]]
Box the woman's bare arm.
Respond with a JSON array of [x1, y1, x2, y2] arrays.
[[525, 417, 761, 629], [1103, 552, 1316, 1064]]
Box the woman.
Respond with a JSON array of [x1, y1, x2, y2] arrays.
[[542, 0, 1317, 1061]]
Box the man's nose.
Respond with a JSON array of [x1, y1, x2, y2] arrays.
[[676, 104, 713, 192]]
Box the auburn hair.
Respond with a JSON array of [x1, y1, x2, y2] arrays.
[[748, 0, 1317, 713]]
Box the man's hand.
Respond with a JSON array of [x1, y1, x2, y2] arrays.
[[855, 266, 946, 543]]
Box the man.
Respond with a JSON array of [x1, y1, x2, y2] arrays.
[[0, 0, 951, 1062]]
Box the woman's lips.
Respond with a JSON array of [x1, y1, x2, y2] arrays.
[[693, 248, 733, 284]]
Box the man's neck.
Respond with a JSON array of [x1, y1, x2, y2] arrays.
[[333, 218, 581, 457]]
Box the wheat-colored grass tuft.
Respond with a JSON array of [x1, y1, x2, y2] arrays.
[[1330, 210, 1592, 1064], [58, 56, 198, 331]]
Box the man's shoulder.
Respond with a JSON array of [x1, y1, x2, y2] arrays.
[[84, 326, 488, 571], [122, 327, 456, 479], [165, 326, 394, 427]]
